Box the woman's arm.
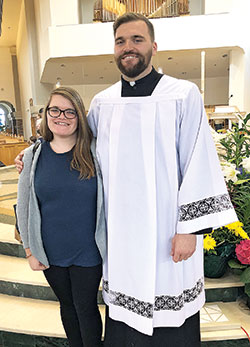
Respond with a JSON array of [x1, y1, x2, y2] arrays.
[[25, 248, 48, 271]]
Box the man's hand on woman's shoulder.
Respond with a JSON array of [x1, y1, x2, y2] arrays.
[[14, 151, 24, 174]]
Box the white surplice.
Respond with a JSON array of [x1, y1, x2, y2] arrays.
[[88, 75, 238, 335]]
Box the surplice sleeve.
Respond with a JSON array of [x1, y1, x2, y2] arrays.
[[87, 96, 100, 137], [176, 83, 237, 234]]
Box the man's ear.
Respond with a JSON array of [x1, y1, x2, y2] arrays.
[[152, 42, 157, 56]]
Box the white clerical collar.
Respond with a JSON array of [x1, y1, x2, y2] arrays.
[[129, 81, 136, 87]]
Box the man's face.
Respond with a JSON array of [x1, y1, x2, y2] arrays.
[[114, 20, 157, 80]]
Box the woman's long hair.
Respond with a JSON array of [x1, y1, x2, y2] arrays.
[[40, 86, 95, 179]]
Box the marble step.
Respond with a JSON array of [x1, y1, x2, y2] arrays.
[[205, 272, 244, 302], [0, 294, 249, 346], [0, 293, 105, 346], [0, 254, 104, 304], [0, 252, 244, 306], [0, 223, 25, 258]]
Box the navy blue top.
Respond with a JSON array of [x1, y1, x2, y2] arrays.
[[34, 141, 102, 267]]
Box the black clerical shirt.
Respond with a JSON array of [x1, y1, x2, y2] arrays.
[[121, 66, 163, 97]]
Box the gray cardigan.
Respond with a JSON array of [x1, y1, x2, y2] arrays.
[[16, 139, 107, 267]]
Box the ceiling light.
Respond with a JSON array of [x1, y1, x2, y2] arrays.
[[56, 77, 61, 88], [222, 54, 228, 58]]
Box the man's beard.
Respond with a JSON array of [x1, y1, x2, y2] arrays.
[[115, 50, 152, 78]]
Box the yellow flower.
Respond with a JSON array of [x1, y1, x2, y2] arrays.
[[231, 227, 249, 239], [224, 222, 249, 240], [204, 235, 217, 251], [226, 221, 243, 230], [237, 229, 249, 240]]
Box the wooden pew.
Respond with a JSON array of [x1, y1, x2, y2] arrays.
[[0, 142, 29, 166]]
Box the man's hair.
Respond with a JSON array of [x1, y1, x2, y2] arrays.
[[41, 86, 95, 179], [113, 12, 155, 42]]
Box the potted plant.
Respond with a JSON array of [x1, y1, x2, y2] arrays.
[[204, 222, 249, 278]]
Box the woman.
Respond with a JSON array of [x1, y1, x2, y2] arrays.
[[17, 87, 106, 347]]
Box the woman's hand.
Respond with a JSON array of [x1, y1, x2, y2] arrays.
[[14, 151, 24, 174], [27, 255, 48, 271]]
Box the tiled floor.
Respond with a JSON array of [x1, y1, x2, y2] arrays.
[[201, 304, 230, 324]]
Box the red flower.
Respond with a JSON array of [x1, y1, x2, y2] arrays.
[[236, 240, 250, 264]]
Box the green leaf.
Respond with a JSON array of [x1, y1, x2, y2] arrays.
[[240, 267, 250, 284], [234, 179, 250, 185], [228, 259, 247, 269], [243, 113, 250, 125]]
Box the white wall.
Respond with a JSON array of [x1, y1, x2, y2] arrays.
[[50, 0, 79, 26], [205, 0, 233, 14], [16, 1, 32, 139], [79, 0, 96, 24], [232, 0, 250, 113], [189, 0, 205, 15], [0, 48, 16, 107], [70, 84, 111, 110], [243, 47, 250, 114], [190, 76, 229, 106], [229, 49, 245, 111]]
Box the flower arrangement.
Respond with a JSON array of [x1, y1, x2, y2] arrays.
[[203, 221, 248, 278], [204, 221, 249, 256], [228, 239, 250, 297]]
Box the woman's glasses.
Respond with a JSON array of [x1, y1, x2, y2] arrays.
[[47, 107, 77, 119]]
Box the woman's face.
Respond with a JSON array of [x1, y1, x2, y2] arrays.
[[47, 94, 78, 139]]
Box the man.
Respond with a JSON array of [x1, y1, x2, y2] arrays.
[[16, 13, 237, 347], [87, 13, 237, 347]]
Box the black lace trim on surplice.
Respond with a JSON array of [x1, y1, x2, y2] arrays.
[[103, 278, 203, 319], [179, 193, 233, 222]]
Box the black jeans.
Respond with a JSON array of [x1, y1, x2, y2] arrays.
[[44, 264, 102, 347]]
